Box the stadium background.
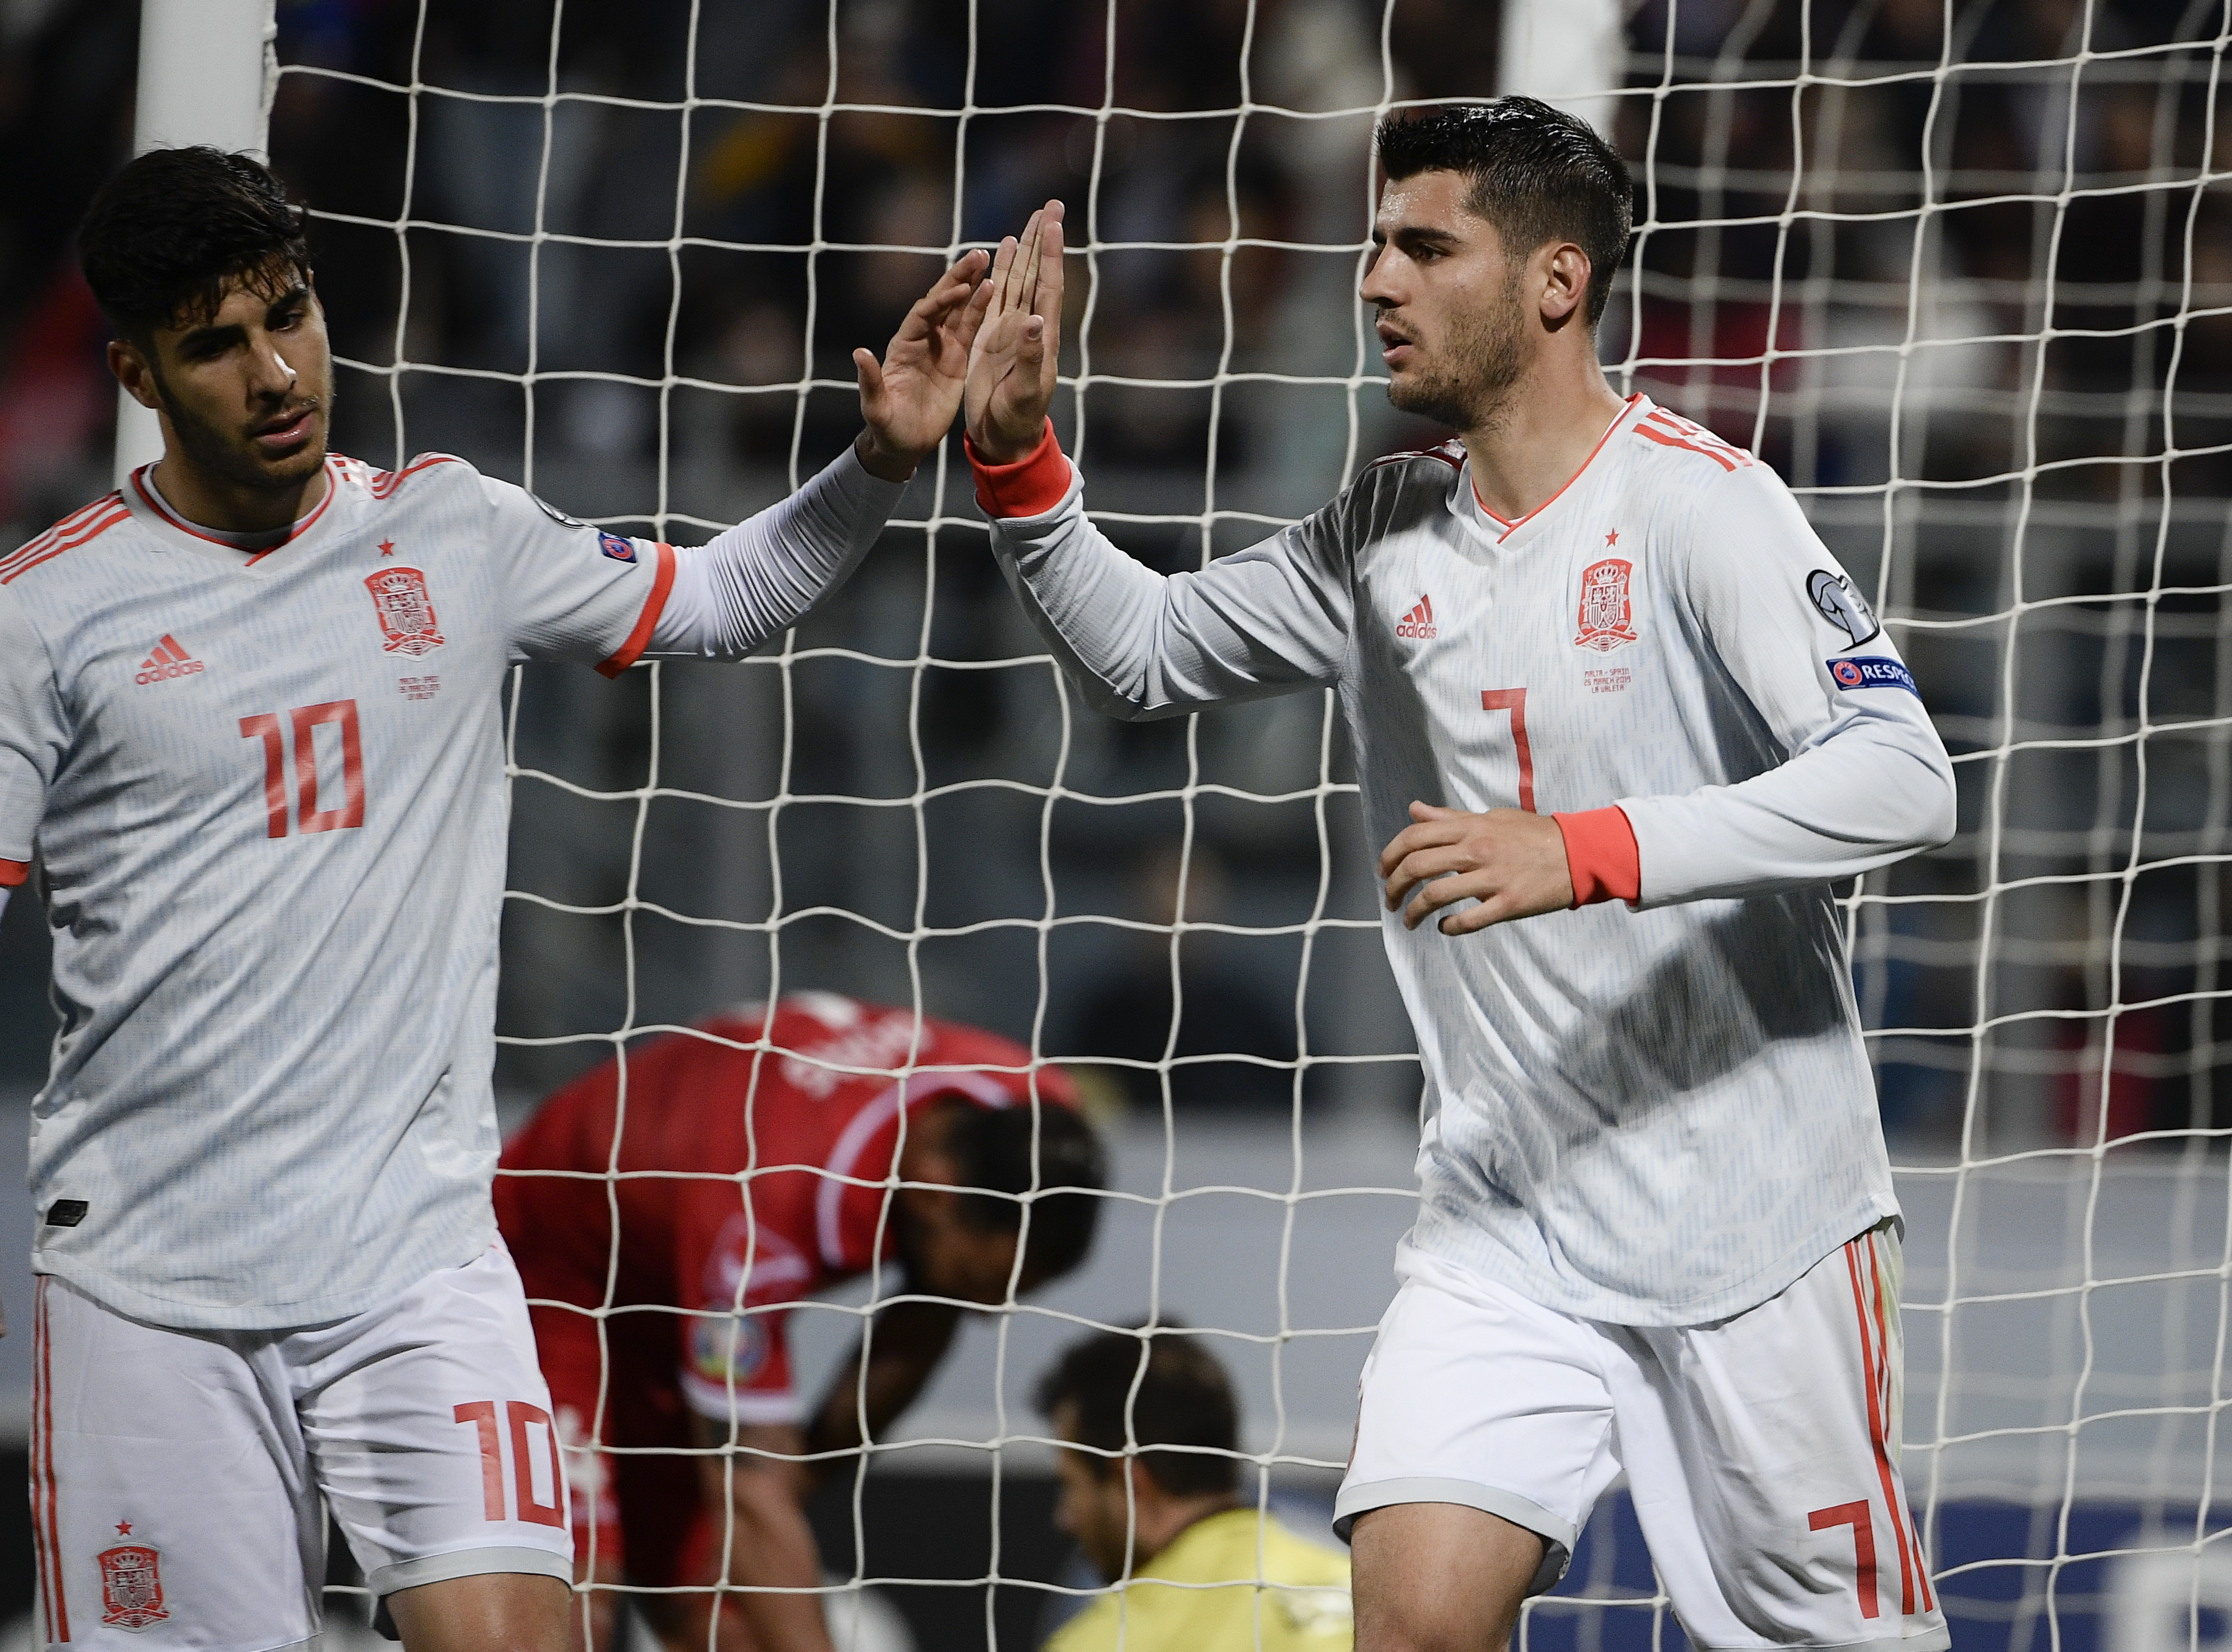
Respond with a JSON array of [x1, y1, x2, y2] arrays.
[[0, 0, 2228, 1647]]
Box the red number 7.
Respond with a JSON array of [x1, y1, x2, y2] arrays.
[[1810, 1500, 1879, 1618], [1480, 689, 1535, 813]]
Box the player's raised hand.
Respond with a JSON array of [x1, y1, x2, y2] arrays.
[[1381, 802, 1575, 935], [964, 201, 1065, 463], [853, 247, 996, 482]]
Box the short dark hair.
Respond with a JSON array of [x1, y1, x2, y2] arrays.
[[78, 146, 312, 344], [1376, 98, 1632, 327], [1034, 1325, 1240, 1498], [945, 1100, 1105, 1283]]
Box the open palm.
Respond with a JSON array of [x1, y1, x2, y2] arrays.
[[964, 201, 1065, 464], [853, 249, 993, 480]]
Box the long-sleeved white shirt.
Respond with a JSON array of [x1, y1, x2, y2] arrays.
[[986, 395, 1955, 1323]]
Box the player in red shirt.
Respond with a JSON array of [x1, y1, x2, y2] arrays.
[[495, 993, 1106, 1652]]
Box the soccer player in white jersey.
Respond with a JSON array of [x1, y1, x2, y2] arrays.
[[0, 146, 992, 1649], [960, 102, 1957, 1652]]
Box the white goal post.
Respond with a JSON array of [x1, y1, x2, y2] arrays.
[[112, 0, 278, 484]]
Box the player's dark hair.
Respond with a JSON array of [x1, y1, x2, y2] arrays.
[[78, 146, 312, 345], [1376, 98, 1632, 328], [946, 1100, 1105, 1283], [1034, 1324, 1240, 1498]]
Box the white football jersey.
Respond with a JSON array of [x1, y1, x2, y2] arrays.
[[988, 394, 1956, 1324], [0, 453, 681, 1330]]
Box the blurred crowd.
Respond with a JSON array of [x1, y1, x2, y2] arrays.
[[0, 0, 2225, 1151]]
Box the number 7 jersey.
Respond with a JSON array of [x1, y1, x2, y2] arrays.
[[987, 394, 1957, 1325], [0, 453, 677, 1330]]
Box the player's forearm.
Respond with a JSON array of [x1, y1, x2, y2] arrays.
[[648, 445, 903, 659], [715, 1471, 840, 1652], [987, 459, 1346, 719], [804, 1302, 959, 1475], [1618, 718, 1956, 906]]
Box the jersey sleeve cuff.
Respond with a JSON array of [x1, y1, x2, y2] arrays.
[[1553, 806, 1640, 907], [966, 420, 1073, 518], [679, 1370, 807, 1427], [595, 540, 678, 679], [0, 859, 26, 888]]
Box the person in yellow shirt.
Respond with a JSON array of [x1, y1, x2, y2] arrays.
[[1035, 1326, 1354, 1652]]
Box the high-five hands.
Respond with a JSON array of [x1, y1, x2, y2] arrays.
[[853, 247, 996, 482], [965, 201, 1065, 463], [1381, 802, 1575, 935]]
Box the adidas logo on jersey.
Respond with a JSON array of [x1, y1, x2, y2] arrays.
[[134, 634, 204, 685], [1395, 596, 1438, 640]]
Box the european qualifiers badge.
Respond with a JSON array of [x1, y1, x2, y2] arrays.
[[598, 531, 638, 564], [1574, 557, 1639, 653], [365, 566, 446, 658], [98, 1529, 168, 1630]]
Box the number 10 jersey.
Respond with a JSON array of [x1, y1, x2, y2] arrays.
[[0, 453, 675, 1330]]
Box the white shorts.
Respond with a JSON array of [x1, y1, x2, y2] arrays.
[[29, 1242, 573, 1649], [1337, 1225, 1949, 1652]]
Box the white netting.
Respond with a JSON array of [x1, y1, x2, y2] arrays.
[[256, 1, 2232, 1648]]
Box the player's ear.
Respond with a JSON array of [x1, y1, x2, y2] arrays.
[[108, 338, 163, 410], [1539, 242, 1590, 329]]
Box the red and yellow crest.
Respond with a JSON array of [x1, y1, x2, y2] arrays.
[[1574, 557, 1638, 653], [97, 1543, 168, 1630], [365, 566, 446, 657]]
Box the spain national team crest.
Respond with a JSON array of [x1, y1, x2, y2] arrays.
[[1574, 557, 1639, 653], [97, 1542, 168, 1630], [365, 566, 446, 657]]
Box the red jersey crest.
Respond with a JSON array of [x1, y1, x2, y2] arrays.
[[97, 1543, 169, 1629], [1574, 558, 1639, 653], [365, 566, 446, 657]]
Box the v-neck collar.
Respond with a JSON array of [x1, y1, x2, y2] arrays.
[[126, 460, 342, 572], [1458, 394, 1648, 550]]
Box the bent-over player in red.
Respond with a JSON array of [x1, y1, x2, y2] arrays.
[[495, 993, 1106, 1652]]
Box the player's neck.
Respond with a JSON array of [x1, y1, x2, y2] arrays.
[[1460, 354, 1630, 526], [149, 449, 330, 537]]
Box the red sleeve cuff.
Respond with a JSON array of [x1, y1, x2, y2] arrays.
[[965, 419, 1073, 518], [596, 540, 677, 679], [0, 859, 26, 889], [1553, 806, 1639, 907]]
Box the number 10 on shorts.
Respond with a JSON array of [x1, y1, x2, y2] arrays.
[[454, 1399, 567, 1527]]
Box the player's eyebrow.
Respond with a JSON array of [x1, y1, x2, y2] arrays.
[[1372, 223, 1462, 253], [170, 283, 310, 357], [172, 318, 247, 357]]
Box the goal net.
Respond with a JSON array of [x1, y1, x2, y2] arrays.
[[249, 0, 2232, 1647]]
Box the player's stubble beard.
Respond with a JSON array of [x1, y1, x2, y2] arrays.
[[1384, 266, 1528, 436], [150, 358, 331, 498]]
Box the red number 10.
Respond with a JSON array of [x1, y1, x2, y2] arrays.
[[1480, 688, 1536, 813], [240, 700, 365, 838], [454, 1399, 567, 1527]]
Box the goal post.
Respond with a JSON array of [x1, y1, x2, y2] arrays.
[[113, 0, 278, 487]]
